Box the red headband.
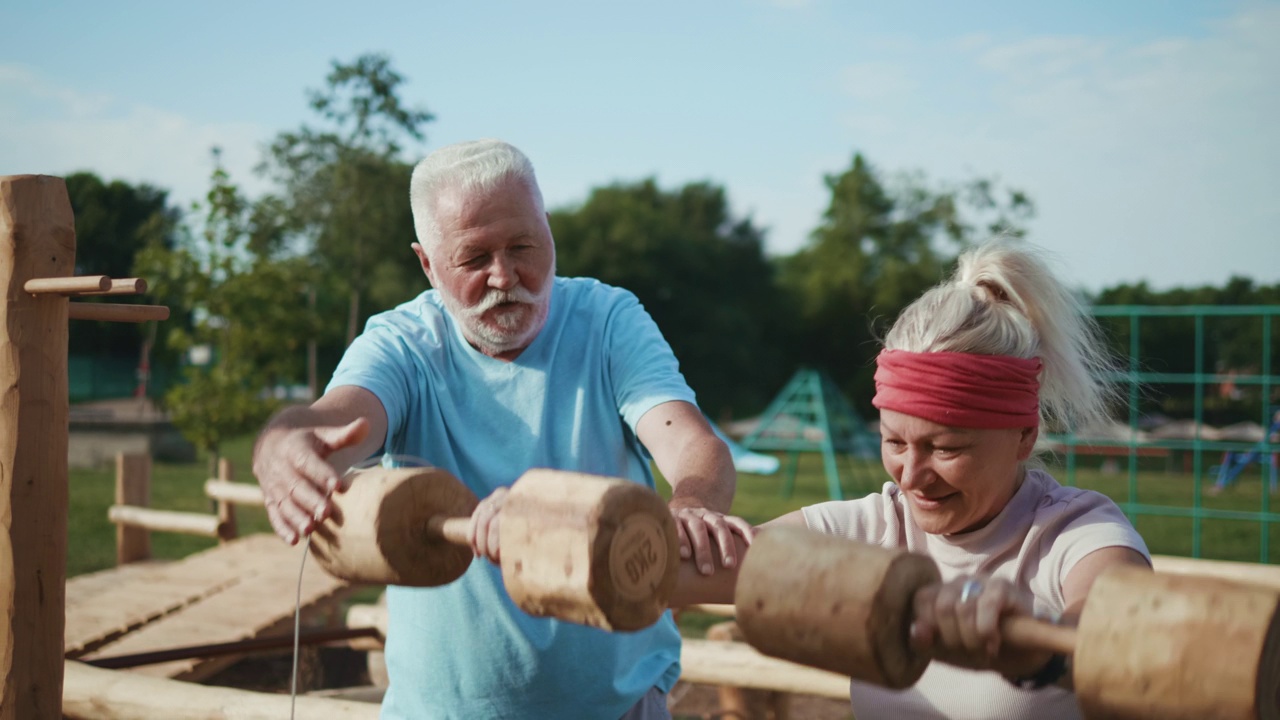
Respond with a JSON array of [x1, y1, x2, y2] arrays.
[[872, 350, 1042, 429]]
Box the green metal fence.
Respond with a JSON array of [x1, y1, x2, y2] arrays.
[[1047, 305, 1280, 562]]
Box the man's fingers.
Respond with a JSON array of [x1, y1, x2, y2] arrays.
[[680, 514, 714, 575], [726, 516, 755, 545], [708, 518, 738, 569], [675, 521, 690, 560], [485, 511, 501, 565], [265, 501, 299, 545]]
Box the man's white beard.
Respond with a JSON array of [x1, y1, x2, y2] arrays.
[[440, 279, 552, 356]]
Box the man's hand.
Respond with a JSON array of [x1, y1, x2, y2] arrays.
[[669, 500, 755, 575], [467, 486, 510, 564], [252, 417, 369, 545]]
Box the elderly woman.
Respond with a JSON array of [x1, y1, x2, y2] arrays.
[[679, 240, 1150, 720]]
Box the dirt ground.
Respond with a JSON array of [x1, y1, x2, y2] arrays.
[[205, 648, 854, 719]]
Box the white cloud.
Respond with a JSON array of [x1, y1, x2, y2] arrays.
[[0, 65, 269, 213]]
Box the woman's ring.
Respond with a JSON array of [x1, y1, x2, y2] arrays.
[[959, 579, 982, 604]]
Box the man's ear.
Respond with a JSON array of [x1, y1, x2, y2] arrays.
[[1017, 424, 1040, 461], [411, 242, 435, 285]]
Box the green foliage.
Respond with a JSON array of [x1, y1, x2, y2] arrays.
[[136, 151, 320, 469], [778, 153, 1035, 410], [550, 179, 793, 416], [257, 53, 433, 349], [64, 172, 179, 361]]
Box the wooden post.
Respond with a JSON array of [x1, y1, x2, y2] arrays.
[[707, 621, 791, 720], [216, 458, 237, 543], [0, 174, 74, 719], [115, 453, 151, 564]]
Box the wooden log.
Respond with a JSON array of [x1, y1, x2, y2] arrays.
[[78, 277, 147, 296], [68, 303, 169, 323], [115, 454, 151, 564], [342, 603, 846, 700], [107, 506, 224, 538], [707, 620, 791, 720], [345, 603, 386, 651], [63, 660, 381, 719], [0, 173, 73, 720], [680, 602, 736, 617], [214, 458, 237, 543], [203, 479, 265, 506], [22, 274, 109, 294], [680, 639, 850, 700]]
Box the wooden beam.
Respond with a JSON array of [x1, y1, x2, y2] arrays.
[[79, 278, 148, 296], [63, 660, 381, 719], [0, 174, 72, 720], [107, 506, 224, 538], [115, 454, 152, 564], [214, 459, 238, 544], [680, 639, 850, 700], [203, 479, 265, 506], [68, 303, 170, 323], [23, 274, 109, 294]]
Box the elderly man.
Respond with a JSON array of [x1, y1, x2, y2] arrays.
[[252, 139, 741, 719]]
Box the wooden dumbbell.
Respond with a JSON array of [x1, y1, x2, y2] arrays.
[[735, 525, 1280, 720], [308, 466, 678, 632]]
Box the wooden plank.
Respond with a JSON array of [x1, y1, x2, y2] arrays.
[[64, 534, 284, 657], [0, 173, 74, 720], [79, 538, 354, 680]]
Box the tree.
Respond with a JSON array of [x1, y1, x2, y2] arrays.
[[779, 153, 1035, 411], [257, 53, 433, 350], [64, 172, 179, 361], [136, 150, 320, 473], [551, 179, 792, 417]]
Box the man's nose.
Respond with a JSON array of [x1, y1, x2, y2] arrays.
[[487, 255, 518, 290]]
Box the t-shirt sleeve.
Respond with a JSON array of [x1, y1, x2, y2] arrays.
[[801, 484, 899, 545], [605, 290, 697, 432], [1049, 492, 1152, 582], [325, 321, 419, 454]]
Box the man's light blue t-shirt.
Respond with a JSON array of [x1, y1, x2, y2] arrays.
[[327, 277, 693, 720]]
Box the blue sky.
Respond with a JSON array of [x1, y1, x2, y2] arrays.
[[3, 0, 1276, 292]]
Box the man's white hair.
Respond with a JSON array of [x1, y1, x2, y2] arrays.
[[409, 139, 545, 250]]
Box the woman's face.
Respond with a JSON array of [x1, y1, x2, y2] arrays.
[[878, 409, 1038, 535]]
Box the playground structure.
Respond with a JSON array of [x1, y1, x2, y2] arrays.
[[5, 172, 1280, 719], [739, 367, 879, 500]]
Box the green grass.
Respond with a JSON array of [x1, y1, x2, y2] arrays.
[[67, 435, 273, 577]]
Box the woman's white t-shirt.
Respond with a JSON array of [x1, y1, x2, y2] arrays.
[[801, 468, 1150, 720]]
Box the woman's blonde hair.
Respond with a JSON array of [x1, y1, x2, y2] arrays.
[[882, 239, 1115, 432]]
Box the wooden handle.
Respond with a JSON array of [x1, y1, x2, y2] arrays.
[[426, 514, 473, 546], [80, 277, 148, 296], [1000, 615, 1077, 656], [68, 303, 169, 322], [24, 274, 110, 294]]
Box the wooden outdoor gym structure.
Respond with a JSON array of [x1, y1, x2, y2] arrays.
[[0, 175, 170, 719], [6, 171, 1280, 718]]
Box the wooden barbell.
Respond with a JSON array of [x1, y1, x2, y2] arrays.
[[308, 466, 679, 632], [735, 525, 1280, 720]]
